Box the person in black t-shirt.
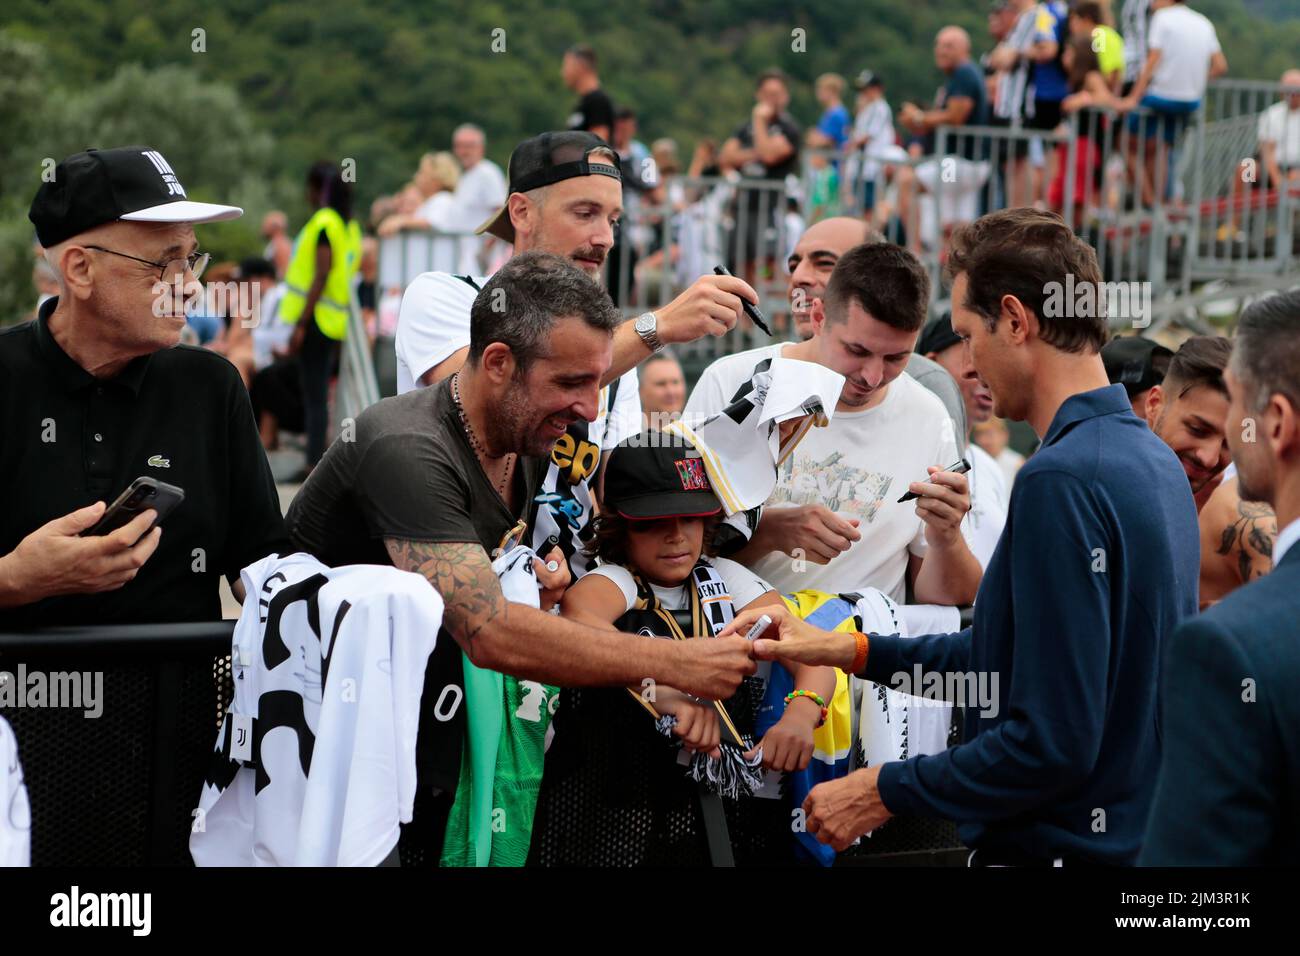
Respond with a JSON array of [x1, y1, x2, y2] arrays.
[[718, 68, 802, 276], [562, 43, 615, 143]]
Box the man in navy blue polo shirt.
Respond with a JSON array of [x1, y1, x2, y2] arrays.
[[721, 208, 1200, 865]]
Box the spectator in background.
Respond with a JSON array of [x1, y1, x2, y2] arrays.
[[806, 72, 852, 156], [648, 137, 683, 225], [208, 257, 277, 389], [632, 138, 685, 300], [608, 107, 654, 305], [1054, 35, 1125, 217], [1141, 335, 1233, 512], [895, 26, 991, 255], [972, 416, 1026, 487], [562, 43, 615, 143], [1025, 1, 1071, 165], [1070, 1, 1125, 92], [369, 192, 399, 232], [1121, 0, 1228, 207], [804, 75, 850, 221], [986, 0, 1043, 208], [450, 123, 507, 274], [981, 0, 1017, 107], [249, 262, 289, 373], [380, 154, 462, 276], [1219, 68, 1300, 245], [671, 138, 733, 286], [186, 260, 238, 347], [1101, 334, 1173, 417], [358, 237, 379, 341], [719, 68, 801, 277], [843, 71, 896, 219], [277, 161, 363, 472], [414, 152, 462, 232], [1119, 0, 1153, 96], [261, 211, 293, 279], [638, 351, 686, 429], [1256, 68, 1300, 188], [918, 313, 1009, 569]]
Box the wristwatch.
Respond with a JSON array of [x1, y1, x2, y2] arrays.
[[634, 312, 664, 353]]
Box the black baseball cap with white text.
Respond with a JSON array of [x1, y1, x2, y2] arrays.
[[29, 146, 242, 248], [477, 131, 621, 243]]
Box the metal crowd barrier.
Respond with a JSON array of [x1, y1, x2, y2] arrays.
[[0, 622, 234, 866], [1190, 79, 1300, 288], [0, 618, 972, 867], [334, 281, 381, 431]]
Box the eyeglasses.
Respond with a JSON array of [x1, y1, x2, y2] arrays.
[[84, 245, 211, 283]]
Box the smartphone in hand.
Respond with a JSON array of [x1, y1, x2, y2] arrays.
[[80, 477, 185, 540]]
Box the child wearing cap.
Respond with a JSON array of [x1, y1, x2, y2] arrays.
[[528, 431, 837, 864]]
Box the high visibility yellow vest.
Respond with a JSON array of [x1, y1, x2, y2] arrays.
[[279, 207, 362, 341]]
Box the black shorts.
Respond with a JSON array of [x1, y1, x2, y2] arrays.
[[1024, 98, 1063, 132], [989, 114, 1033, 162]]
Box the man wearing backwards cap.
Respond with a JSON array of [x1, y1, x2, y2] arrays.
[[0, 146, 289, 626], [396, 130, 759, 579], [1101, 334, 1174, 419]]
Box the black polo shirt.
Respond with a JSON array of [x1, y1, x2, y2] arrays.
[[0, 297, 290, 629]]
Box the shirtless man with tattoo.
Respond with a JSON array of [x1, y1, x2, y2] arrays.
[[1198, 476, 1278, 608]]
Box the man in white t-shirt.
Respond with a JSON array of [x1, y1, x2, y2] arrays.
[[918, 313, 1009, 569], [1258, 70, 1300, 180], [396, 130, 759, 577], [1219, 69, 1300, 243], [844, 71, 896, 214], [451, 124, 508, 274], [686, 242, 982, 606], [1121, 0, 1228, 205]]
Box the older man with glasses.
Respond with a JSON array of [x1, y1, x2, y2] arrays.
[[0, 146, 290, 628]]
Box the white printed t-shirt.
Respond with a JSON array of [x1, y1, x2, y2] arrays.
[[686, 344, 966, 603]]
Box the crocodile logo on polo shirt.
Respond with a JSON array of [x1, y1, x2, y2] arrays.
[[147, 455, 170, 468]]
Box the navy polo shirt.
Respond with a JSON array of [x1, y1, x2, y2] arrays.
[[0, 297, 290, 628], [863, 385, 1199, 864]]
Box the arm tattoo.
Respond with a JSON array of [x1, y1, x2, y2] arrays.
[[385, 538, 505, 658], [1215, 499, 1277, 585]]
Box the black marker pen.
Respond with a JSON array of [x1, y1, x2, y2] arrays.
[[897, 458, 972, 502], [713, 265, 772, 336]]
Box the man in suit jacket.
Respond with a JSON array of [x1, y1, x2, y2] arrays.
[[1142, 289, 1300, 865]]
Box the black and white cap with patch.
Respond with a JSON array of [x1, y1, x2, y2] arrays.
[[29, 146, 243, 247]]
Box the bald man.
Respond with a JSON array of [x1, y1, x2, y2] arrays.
[[895, 26, 991, 253]]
